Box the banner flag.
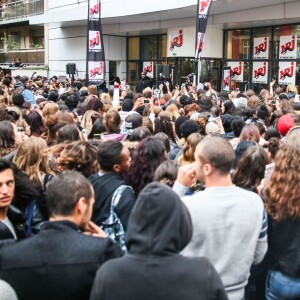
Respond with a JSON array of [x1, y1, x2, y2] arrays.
[[86, 0, 105, 86], [195, 0, 213, 61]]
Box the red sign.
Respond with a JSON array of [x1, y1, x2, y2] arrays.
[[170, 30, 183, 51]]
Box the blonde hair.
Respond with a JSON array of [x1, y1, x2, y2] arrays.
[[42, 102, 59, 118], [287, 84, 298, 94], [88, 85, 97, 96], [166, 104, 180, 120], [81, 110, 101, 134], [13, 136, 53, 186]]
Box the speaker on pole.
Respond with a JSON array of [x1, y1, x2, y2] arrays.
[[66, 63, 76, 75], [163, 65, 170, 79]]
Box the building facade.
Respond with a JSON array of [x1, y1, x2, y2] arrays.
[[2, 0, 300, 90]]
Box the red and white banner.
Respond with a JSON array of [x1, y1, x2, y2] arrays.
[[252, 62, 268, 84], [143, 62, 154, 78], [227, 61, 244, 82], [195, 0, 213, 61], [279, 35, 297, 59], [86, 0, 105, 85], [253, 37, 269, 60], [88, 61, 105, 81], [222, 67, 231, 92], [278, 61, 296, 85]]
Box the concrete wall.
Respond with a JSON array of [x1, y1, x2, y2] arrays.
[[48, 25, 126, 79]]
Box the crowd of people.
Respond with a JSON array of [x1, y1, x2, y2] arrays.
[[0, 72, 299, 300]]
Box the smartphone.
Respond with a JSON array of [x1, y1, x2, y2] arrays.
[[181, 83, 185, 89], [93, 134, 101, 139], [143, 99, 150, 104], [269, 100, 277, 105]]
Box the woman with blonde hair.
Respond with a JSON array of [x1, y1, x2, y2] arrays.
[[13, 136, 54, 224], [264, 129, 300, 299], [42, 102, 59, 118], [13, 136, 54, 188], [166, 103, 180, 121], [81, 110, 102, 135]]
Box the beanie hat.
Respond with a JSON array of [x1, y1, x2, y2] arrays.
[[277, 115, 295, 136]]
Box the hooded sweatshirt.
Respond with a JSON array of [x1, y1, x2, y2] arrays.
[[90, 183, 228, 300]]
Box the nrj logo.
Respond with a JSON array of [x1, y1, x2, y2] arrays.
[[89, 0, 99, 18], [223, 71, 230, 87], [281, 36, 296, 55], [230, 62, 243, 78], [199, 0, 211, 14], [89, 31, 101, 49], [280, 62, 294, 80], [89, 62, 104, 78], [170, 30, 183, 51], [254, 62, 267, 79], [255, 38, 268, 55], [144, 63, 152, 74]]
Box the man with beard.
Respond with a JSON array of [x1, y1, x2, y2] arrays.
[[0, 171, 122, 300], [174, 136, 268, 300], [136, 72, 152, 93]]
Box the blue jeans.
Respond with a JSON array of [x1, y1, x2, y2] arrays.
[[266, 270, 300, 299]]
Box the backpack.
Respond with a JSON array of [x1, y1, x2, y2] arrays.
[[101, 185, 131, 254]]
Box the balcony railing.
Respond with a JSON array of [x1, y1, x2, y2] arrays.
[[0, 0, 44, 20], [0, 48, 44, 64]]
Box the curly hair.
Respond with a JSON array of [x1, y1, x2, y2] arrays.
[[265, 133, 300, 221], [232, 145, 269, 192], [124, 136, 167, 196], [154, 116, 176, 143], [50, 141, 99, 178]]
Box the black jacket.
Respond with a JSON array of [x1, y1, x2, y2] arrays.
[[90, 183, 228, 300], [136, 76, 152, 93], [89, 173, 135, 230], [0, 220, 122, 300], [268, 218, 300, 277]]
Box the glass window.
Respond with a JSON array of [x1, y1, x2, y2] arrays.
[[128, 37, 140, 60], [158, 35, 167, 60], [127, 62, 139, 88], [140, 36, 158, 60], [225, 29, 250, 60]]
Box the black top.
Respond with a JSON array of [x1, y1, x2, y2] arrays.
[[90, 183, 228, 300], [89, 173, 135, 230], [0, 220, 122, 300], [268, 218, 300, 277]]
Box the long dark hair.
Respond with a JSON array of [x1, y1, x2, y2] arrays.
[[25, 111, 46, 137], [233, 145, 269, 193], [124, 136, 167, 196], [0, 120, 15, 148]]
